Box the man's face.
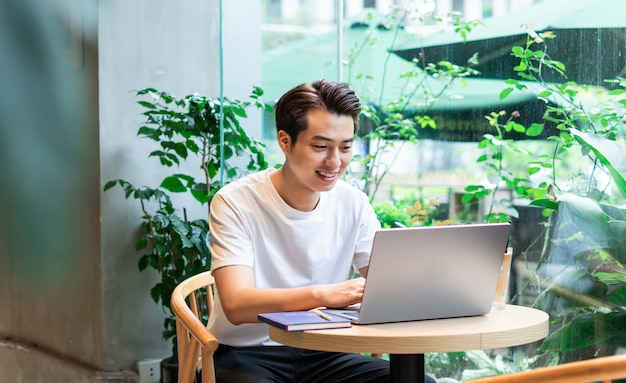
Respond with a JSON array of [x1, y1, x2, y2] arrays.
[[279, 109, 354, 193]]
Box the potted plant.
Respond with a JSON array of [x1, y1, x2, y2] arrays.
[[104, 87, 270, 381]]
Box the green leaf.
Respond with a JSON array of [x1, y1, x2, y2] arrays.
[[251, 85, 264, 98], [103, 180, 118, 191], [530, 198, 559, 211], [186, 139, 199, 154], [593, 271, 624, 285], [528, 166, 540, 176], [526, 123, 544, 137], [558, 314, 599, 351], [511, 122, 526, 133], [537, 90, 553, 98], [464, 185, 483, 192], [207, 162, 219, 179], [150, 284, 162, 305], [138, 255, 149, 271], [511, 46, 524, 57], [570, 129, 626, 199], [160, 176, 187, 193], [191, 189, 210, 205], [135, 87, 157, 96], [137, 126, 158, 137], [513, 62, 527, 71], [138, 101, 156, 109], [461, 193, 476, 204], [560, 312, 626, 351], [135, 237, 148, 251], [608, 285, 626, 306], [173, 173, 195, 184], [606, 218, 626, 264], [146, 253, 160, 270], [173, 142, 188, 159], [499, 88, 514, 100], [539, 327, 564, 352]]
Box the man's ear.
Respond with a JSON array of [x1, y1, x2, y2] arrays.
[[277, 130, 291, 153]]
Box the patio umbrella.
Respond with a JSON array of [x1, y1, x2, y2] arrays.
[[391, 0, 626, 86], [262, 10, 559, 142]]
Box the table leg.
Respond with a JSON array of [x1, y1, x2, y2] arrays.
[[390, 354, 425, 383]]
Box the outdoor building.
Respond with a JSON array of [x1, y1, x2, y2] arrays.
[[1, 0, 624, 382]]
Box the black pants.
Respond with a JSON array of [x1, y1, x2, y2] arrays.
[[214, 344, 437, 383]]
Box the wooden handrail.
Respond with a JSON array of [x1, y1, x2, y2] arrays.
[[469, 354, 626, 383]]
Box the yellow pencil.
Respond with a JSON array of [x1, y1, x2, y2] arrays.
[[311, 308, 332, 321]]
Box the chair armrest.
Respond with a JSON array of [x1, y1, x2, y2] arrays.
[[171, 285, 218, 350]]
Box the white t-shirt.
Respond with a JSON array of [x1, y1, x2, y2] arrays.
[[207, 168, 380, 346]]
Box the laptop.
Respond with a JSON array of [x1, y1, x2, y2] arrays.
[[325, 222, 511, 325]]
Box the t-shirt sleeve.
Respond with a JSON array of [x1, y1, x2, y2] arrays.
[[208, 192, 255, 271], [352, 192, 381, 271]]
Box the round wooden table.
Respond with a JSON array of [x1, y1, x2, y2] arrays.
[[269, 305, 549, 383]]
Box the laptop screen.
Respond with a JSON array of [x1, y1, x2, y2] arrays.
[[349, 223, 511, 324]]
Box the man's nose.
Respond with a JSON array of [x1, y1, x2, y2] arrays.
[[326, 148, 341, 167]]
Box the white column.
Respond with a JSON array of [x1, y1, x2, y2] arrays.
[[305, 0, 334, 23], [491, 0, 508, 17], [435, 0, 453, 17], [344, 0, 364, 18], [376, 0, 393, 15], [509, 0, 533, 12], [463, 0, 483, 20], [281, 0, 299, 22]]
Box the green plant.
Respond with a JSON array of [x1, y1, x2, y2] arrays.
[[406, 197, 453, 226], [373, 199, 414, 228], [424, 347, 560, 381], [531, 130, 626, 362], [103, 87, 269, 359], [337, 5, 626, 375], [459, 349, 558, 381], [464, 27, 626, 363], [462, 109, 547, 223], [341, 8, 481, 202]]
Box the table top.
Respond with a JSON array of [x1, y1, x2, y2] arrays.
[[269, 305, 549, 355]]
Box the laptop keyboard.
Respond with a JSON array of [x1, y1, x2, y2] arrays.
[[338, 308, 360, 320]]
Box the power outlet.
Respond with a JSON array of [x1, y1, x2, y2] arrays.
[[136, 359, 161, 383]]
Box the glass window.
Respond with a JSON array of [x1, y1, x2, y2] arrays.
[[257, 0, 626, 380]]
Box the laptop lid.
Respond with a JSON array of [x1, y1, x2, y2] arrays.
[[333, 222, 511, 325]]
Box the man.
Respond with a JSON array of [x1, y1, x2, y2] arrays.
[[208, 79, 435, 383]]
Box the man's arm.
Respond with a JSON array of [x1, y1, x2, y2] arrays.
[[213, 265, 366, 324]]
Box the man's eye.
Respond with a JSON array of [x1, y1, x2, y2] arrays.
[[341, 146, 352, 151], [312, 145, 326, 149]]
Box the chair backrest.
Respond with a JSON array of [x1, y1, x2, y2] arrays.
[[171, 270, 218, 383], [468, 353, 626, 383]]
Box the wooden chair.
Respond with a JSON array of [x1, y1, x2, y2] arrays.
[[171, 270, 218, 383], [171, 270, 386, 382], [468, 353, 626, 383]]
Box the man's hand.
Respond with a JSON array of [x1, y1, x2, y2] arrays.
[[321, 277, 366, 308]]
